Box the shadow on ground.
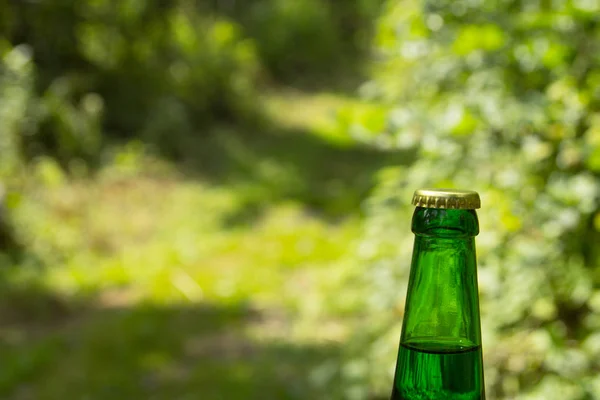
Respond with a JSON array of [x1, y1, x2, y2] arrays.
[[0, 294, 342, 400], [166, 124, 413, 223]]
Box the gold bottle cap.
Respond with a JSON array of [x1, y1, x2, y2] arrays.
[[412, 188, 481, 210]]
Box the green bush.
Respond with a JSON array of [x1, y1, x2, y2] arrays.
[[0, 0, 386, 166], [0, 44, 35, 256], [209, 0, 384, 85], [0, 1, 261, 164], [0, 43, 32, 178], [337, 1, 600, 398]]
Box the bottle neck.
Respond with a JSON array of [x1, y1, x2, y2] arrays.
[[401, 208, 482, 350], [412, 207, 479, 237]]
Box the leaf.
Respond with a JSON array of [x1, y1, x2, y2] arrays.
[[452, 24, 505, 56]]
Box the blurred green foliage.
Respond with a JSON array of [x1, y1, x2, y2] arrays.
[[3, 0, 600, 399], [0, 0, 381, 165], [210, 0, 382, 85], [334, 0, 600, 398], [1, 0, 258, 164]]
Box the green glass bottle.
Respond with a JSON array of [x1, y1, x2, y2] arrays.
[[390, 189, 485, 400]]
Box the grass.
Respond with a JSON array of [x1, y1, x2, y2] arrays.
[[0, 90, 400, 399]]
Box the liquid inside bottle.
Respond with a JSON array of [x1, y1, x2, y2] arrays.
[[391, 340, 484, 400]]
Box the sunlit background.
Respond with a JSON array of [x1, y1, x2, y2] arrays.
[[1, 1, 599, 399]]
